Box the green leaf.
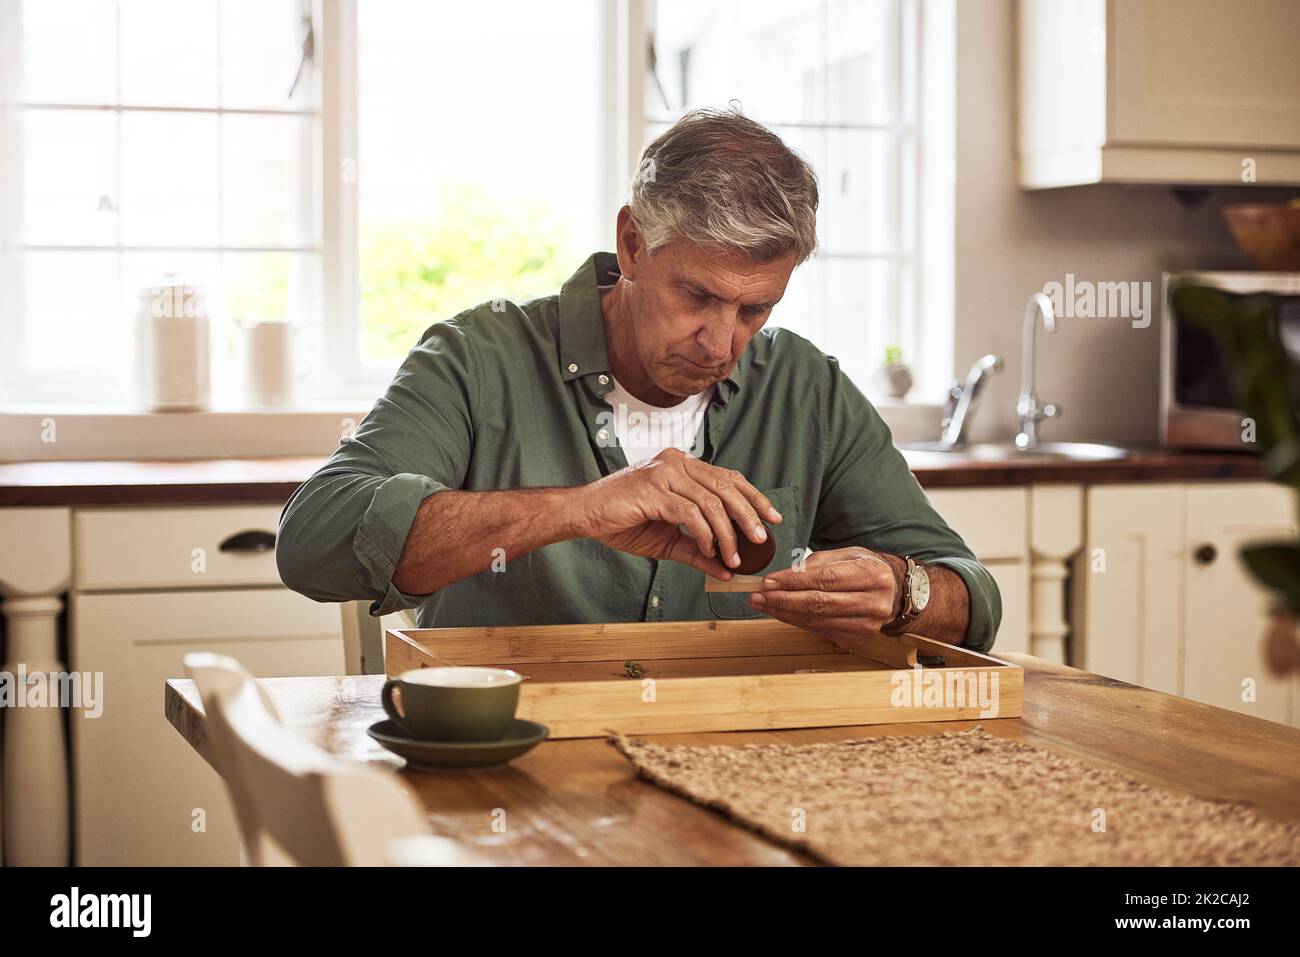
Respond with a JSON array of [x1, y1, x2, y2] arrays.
[[1172, 287, 1299, 454], [1241, 542, 1300, 613]]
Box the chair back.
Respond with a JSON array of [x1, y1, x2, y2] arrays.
[[184, 652, 434, 866]]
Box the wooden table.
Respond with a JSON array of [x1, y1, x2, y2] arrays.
[[165, 653, 1300, 865]]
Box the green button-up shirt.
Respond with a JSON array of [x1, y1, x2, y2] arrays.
[[277, 252, 1002, 652]]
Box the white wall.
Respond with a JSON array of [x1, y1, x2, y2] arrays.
[[954, 0, 1297, 445]]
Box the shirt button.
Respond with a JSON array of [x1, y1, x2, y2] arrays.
[[597, 428, 609, 442], [650, 595, 661, 608], [567, 362, 578, 374], [597, 374, 609, 385]]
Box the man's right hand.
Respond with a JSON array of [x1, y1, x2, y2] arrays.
[[570, 448, 782, 578]]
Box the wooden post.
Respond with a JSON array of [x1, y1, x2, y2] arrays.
[[0, 508, 73, 866]]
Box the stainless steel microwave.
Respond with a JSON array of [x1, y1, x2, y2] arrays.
[[1160, 271, 1300, 450]]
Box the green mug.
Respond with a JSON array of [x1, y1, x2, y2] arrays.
[[381, 667, 523, 742]]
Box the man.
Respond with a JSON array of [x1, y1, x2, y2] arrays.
[[278, 108, 1001, 654]]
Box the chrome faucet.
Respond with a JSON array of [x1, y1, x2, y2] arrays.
[[1016, 292, 1060, 450], [939, 354, 1004, 447]]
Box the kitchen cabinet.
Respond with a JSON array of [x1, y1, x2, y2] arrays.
[[927, 485, 1084, 662], [1017, 0, 1300, 188], [1076, 481, 1297, 726], [68, 505, 344, 866], [1183, 485, 1296, 725], [926, 488, 1031, 657]]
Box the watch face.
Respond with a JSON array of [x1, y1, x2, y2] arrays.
[[910, 565, 931, 611]]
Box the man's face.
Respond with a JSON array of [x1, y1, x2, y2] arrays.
[[616, 217, 799, 399]]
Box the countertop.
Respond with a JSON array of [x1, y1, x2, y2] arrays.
[[0, 447, 1269, 507], [164, 654, 1300, 865]]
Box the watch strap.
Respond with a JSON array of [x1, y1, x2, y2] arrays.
[[881, 556, 920, 635]]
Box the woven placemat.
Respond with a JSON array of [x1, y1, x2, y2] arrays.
[[610, 727, 1300, 866]]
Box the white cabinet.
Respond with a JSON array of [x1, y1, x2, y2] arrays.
[[926, 488, 1032, 656], [71, 588, 343, 866], [1018, 0, 1300, 187], [1077, 481, 1297, 726], [928, 485, 1084, 662], [1183, 485, 1296, 725], [1075, 484, 1184, 696], [67, 504, 344, 866]]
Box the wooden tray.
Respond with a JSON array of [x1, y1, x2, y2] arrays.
[[385, 620, 1023, 738]]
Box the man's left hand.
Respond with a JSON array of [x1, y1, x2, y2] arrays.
[[749, 547, 904, 642]]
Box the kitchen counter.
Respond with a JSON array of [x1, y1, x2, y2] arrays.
[[0, 448, 1270, 506], [164, 654, 1300, 865]]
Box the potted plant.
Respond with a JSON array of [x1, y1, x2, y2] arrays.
[[870, 345, 913, 399], [1173, 286, 1300, 675]]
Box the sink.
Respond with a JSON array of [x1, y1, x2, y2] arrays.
[[900, 441, 1130, 462]]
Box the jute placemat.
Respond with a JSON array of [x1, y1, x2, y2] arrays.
[[610, 727, 1300, 866]]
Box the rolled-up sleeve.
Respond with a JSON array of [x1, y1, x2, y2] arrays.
[[277, 316, 479, 616], [810, 358, 1002, 653]]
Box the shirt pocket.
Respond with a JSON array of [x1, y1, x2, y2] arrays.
[[707, 484, 802, 621]]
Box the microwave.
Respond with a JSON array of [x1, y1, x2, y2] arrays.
[[1160, 271, 1300, 450]]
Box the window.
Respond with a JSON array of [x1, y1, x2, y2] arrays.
[[1, 0, 948, 406], [349, 0, 603, 371], [645, 0, 923, 390], [0, 0, 317, 404]]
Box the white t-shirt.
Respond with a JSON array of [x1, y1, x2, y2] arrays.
[[603, 376, 716, 466]]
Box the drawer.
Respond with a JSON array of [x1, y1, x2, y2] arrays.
[[925, 488, 1028, 560], [75, 505, 284, 590]]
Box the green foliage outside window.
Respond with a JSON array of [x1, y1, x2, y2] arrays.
[[360, 184, 585, 360]]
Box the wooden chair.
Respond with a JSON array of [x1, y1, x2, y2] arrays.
[[183, 652, 474, 866], [340, 601, 417, 676]]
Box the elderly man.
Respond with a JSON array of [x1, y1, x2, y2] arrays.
[[278, 109, 1001, 653]]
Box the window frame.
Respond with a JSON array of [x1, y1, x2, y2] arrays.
[[313, 0, 633, 399], [1, 0, 953, 407], [0, 0, 321, 405]]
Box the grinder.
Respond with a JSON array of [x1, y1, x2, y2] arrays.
[[730, 519, 776, 575]]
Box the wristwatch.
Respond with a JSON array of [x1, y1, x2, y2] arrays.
[[881, 556, 930, 635]]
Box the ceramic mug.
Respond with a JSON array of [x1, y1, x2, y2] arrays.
[[381, 667, 523, 742]]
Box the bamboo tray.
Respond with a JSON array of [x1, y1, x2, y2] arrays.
[[385, 619, 1022, 738]]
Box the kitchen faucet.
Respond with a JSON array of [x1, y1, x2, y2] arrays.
[[1016, 292, 1060, 450], [939, 353, 1004, 447]]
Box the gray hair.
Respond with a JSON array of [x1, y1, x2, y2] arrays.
[[628, 107, 819, 265]]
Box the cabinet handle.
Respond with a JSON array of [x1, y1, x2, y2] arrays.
[[219, 530, 277, 553], [1193, 543, 1217, 566]]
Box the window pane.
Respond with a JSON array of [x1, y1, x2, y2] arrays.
[[357, 0, 600, 361], [650, 0, 899, 126], [823, 257, 895, 381], [769, 257, 825, 345], [818, 128, 897, 255], [23, 251, 120, 370], [767, 258, 898, 388], [222, 114, 313, 247], [20, 0, 117, 104], [23, 109, 118, 245], [120, 112, 220, 246], [220, 0, 304, 109], [120, 0, 220, 106], [219, 251, 312, 324]]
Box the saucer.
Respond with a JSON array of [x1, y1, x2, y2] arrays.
[[367, 718, 549, 771]]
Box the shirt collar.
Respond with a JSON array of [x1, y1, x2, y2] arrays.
[[557, 251, 750, 399]]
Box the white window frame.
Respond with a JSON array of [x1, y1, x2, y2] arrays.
[[1, 0, 952, 409], [0, 0, 321, 406], [626, 0, 954, 399], [313, 0, 634, 399]]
